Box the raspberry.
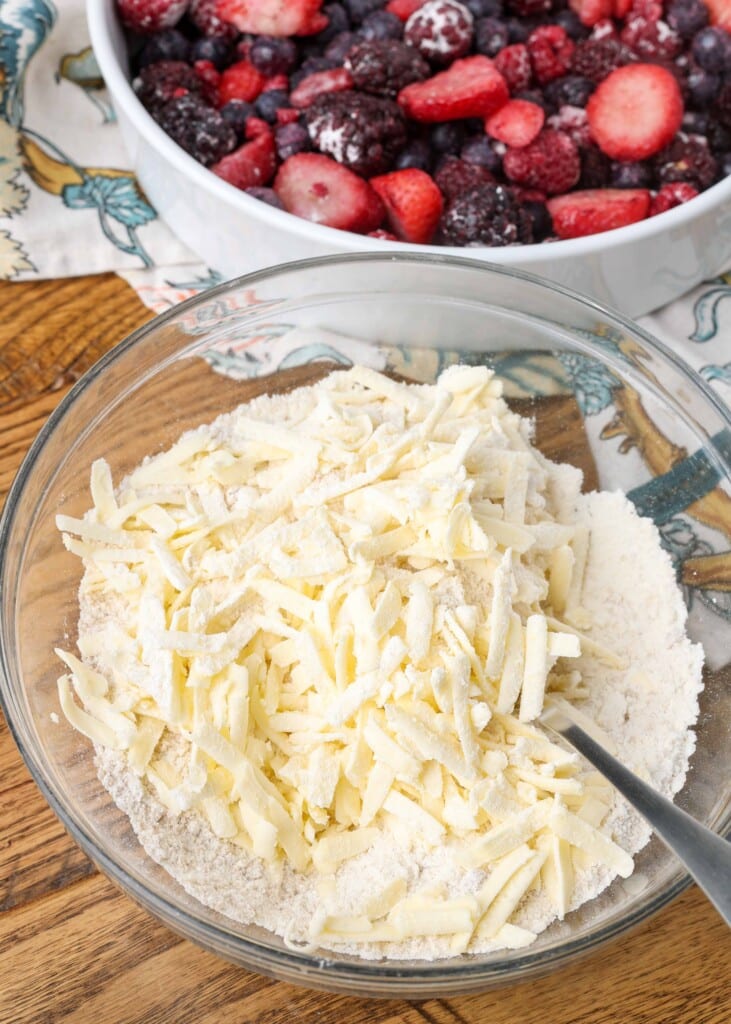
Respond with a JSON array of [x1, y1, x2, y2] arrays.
[[404, 0, 475, 64], [439, 184, 534, 244], [620, 17, 683, 60], [345, 39, 430, 97], [305, 91, 407, 175], [494, 43, 533, 92], [649, 180, 699, 213], [434, 155, 495, 201], [156, 93, 237, 165], [527, 26, 576, 84], [503, 129, 581, 193], [134, 61, 203, 114], [547, 104, 591, 147], [188, 0, 239, 38], [117, 0, 188, 33], [654, 134, 719, 189], [571, 37, 625, 82]]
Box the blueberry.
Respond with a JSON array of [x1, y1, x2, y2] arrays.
[[461, 135, 502, 172], [191, 35, 232, 70], [250, 36, 299, 75], [692, 27, 731, 74], [666, 0, 709, 39], [431, 122, 466, 155], [464, 0, 504, 16], [475, 17, 510, 57], [682, 110, 710, 134], [515, 88, 554, 114], [506, 16, 533, 42], [544, 74, 595, 108], [524, 199, 552, 239], [395, 138, 433, 171], [220, 99, 255, 140], [720, 151, 731, 176], [687, 64, 721, 106], [137, 29, 190, 68], [313, 3, 352, 46], [610, 161, 653, 188], [275, 122, 311, 160], [552, 8, 590, 40], [245, 187, 285, 209], [255, 89, 291, 123], [343, 0, 384, 25], [361, 10, 403, 40], [325, 31, 362, 61]]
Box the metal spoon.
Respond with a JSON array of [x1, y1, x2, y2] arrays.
[[539, 704, 731, 927]]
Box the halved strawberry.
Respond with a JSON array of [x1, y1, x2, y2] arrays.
[[370, 168, 443, 243], [486, 99, 545, 148], [586, 63, 683, 161], [215, 0, 328, 36], [613, 0, 633, 16], [274, 153, 385, 232], [290, 68, 354, 109], [546, 188, 651, 238], [276, 106, 301, 125], [211, 131, 276, 189], [703, 0, 731, 30], [218, 60, 266, 104], [569, 0, 613, 25], [398, 56, 509, 123], [386, 0, 430, 20]]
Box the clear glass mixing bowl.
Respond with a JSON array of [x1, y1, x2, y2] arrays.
[[1, 254, 729, 998]]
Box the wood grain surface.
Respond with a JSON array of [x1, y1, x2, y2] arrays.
[[0, 274, 728, 1024]]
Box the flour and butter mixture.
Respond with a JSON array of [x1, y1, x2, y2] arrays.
[[56, 365, 703, 959]]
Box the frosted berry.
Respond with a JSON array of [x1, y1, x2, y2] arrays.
[[395, 138, 433, 169], [461, 134, 503, 171], [434, 155, 496, 200], [503, 129, 581, 193], [117, 0, 188, 33], [134, 60, 203, 113], [431, 121, 467, 153], [654, 134, 719, 188], [137, 29, 190, 67], [344, 0, 385, 23], [691, 27, 731, 73], [156, 93, 237, 164], [620, 17, 683, 61], [649, 180, 699, 213], [405, 0, 475, 64], [188, 0, 239, 38], [494, 43, 533, 91], [361, 9, 405, 38], [255, 89, 292, 123], [315, 3, 352, 44], [250, 36, 299, 75], [324, 32, 362, 61], [305, 91, 407, 175], [220, 99, 256, 139], [571, 37, 625, 82], [275, 121, 312, 159], [439, 183, 534, 244], [527, 26, 575, 84], [190, 35, 232, 68], [245, 186, 286, 207], [544, 74, 595, 107], [475, 17, 510, 56], [345, 39, 430, 97], [610, 160, 653, 187], [687, 65, 722, 106], [666, 0, 708, 38]]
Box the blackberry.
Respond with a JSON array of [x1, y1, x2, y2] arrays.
[[405, 0, 475, 65], [305, 91, 407, 175], [220, 99, 255, 140], [250, 36, 299, 76], [434, 156, 495, 202], [134, 61, 203, 115], [610, 161, 653, 188], [361, 10, 404, 40], [137, 29, 190, 69], [191, 35, 233, 69], [343, 0, 384, 25], [439, 184, 534, 245], [666, 0, 708, 39], [255, 89, 292, 123], [475, 17, 510, 57], [654, 134, 719, 189], [571, 38, 624, 83], [245, 186, 285, 208], [275, 121, 311, 160], [395, 138, 434, 171], [345, 39, 430, 97], [156, 93, 237, 165], [544, 74, 594, 108]]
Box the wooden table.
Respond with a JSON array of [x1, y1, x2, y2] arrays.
[[1, 274, 728, 1024]]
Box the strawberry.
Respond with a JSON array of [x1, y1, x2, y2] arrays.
[[703, 0, 731, 30], [211, 130, 276, 189], [370, 168, 443, 243], [262, 74, 290, 92], [273, 153, 385, 232], [613, 0, 633, 15], [503, 129, 581, 194], [218, 60, 267, 104], [215, 0, 328, 36], [368, 228, 400, 239], [290, 68, 354, 109], [117, 0, 189, 33], [494, 44, 532, 94], [586, 63, 683, 161], [386, 0, 431, 19], [276, 106, 301, 125], [398, 56, 509, 123], [193, 59, 220, 105], [649, 181, 699, 215], [568, 0, 613, 26], [486, 98, 545, 148], [546, 187, 651, 237]]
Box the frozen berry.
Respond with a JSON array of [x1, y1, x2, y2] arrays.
[[189, 0, 239, 37], [217, 0, 328, 35], [395, 138, 434, 169], [649, 179, 699, 213], [610, 160, 653, 187], [405, 0, 475, 64], [439, 183, 534, 244], [291, 67, 354, 107], [220, 99, 256, 138], [586, 64, 684, 161], [654, 134, 718, 188], [134, 60, 203, 114], [291, 56, 339, 87], [553, 8, 591, 40], [431, 121, 466, 153], [117, 0, 188, 34], [571, 37, 624, 82], [361, 9, 405, 38], [715, 82, 731, 128], [250, 36, 299, 75], [305, 91, 407, 175], [546, 103, 591, 145], [503, 128, 581, 192], [524, 197, 552, 237], [219, 60, 267, 104], [370, 167, 444, 241], [687, 64, 722, 106], [546, 187, 650, 237], [505, 0, 551, 14], [621, 17, 683, 60], [544, 74, 595, 107], [190, 34, 233, 68], [156, 93, 237, 164], [464, 0, 503, 15], [343, 0, 385, 23], [527, 26, 576, 84], [398, 55, 509, 122], [691, 26, 731, 73], [345, 39, 430, 97], [245, 186, 286, 208], [505, 15, 535, 43], [666, 0, 708, 38], [194, 58, 221, 104], [487, 97, 545, 146], [494, 43, 533, 91], [137, 29, 190, 67], [579, 145, 611, 186], [314, 2, 352, 44], [274, 152, 385, 232], [275, 120, 312, 158], [461, 133, 502, 170], [475, 17, 510, 56], [434, 154, 496, 199], [255, 88, 292, 122]]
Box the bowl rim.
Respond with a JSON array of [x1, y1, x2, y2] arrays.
[[86, 0, 731, 263], [1, 251, 730, 989]]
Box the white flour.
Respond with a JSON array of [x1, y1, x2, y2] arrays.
[[93, 481, 703, 960]]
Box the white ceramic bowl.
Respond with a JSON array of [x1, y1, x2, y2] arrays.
[[87, 0, 731, 317]]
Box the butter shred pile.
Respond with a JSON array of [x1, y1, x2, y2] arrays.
[[56, 365, 634, 953]]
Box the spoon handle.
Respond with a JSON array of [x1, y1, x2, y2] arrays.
[[540, 705, 731, 928]]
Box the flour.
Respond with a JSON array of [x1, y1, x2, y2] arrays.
[[64, 370, 703, 961]]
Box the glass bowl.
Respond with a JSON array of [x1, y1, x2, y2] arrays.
[[1, 254, 729, 998]]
